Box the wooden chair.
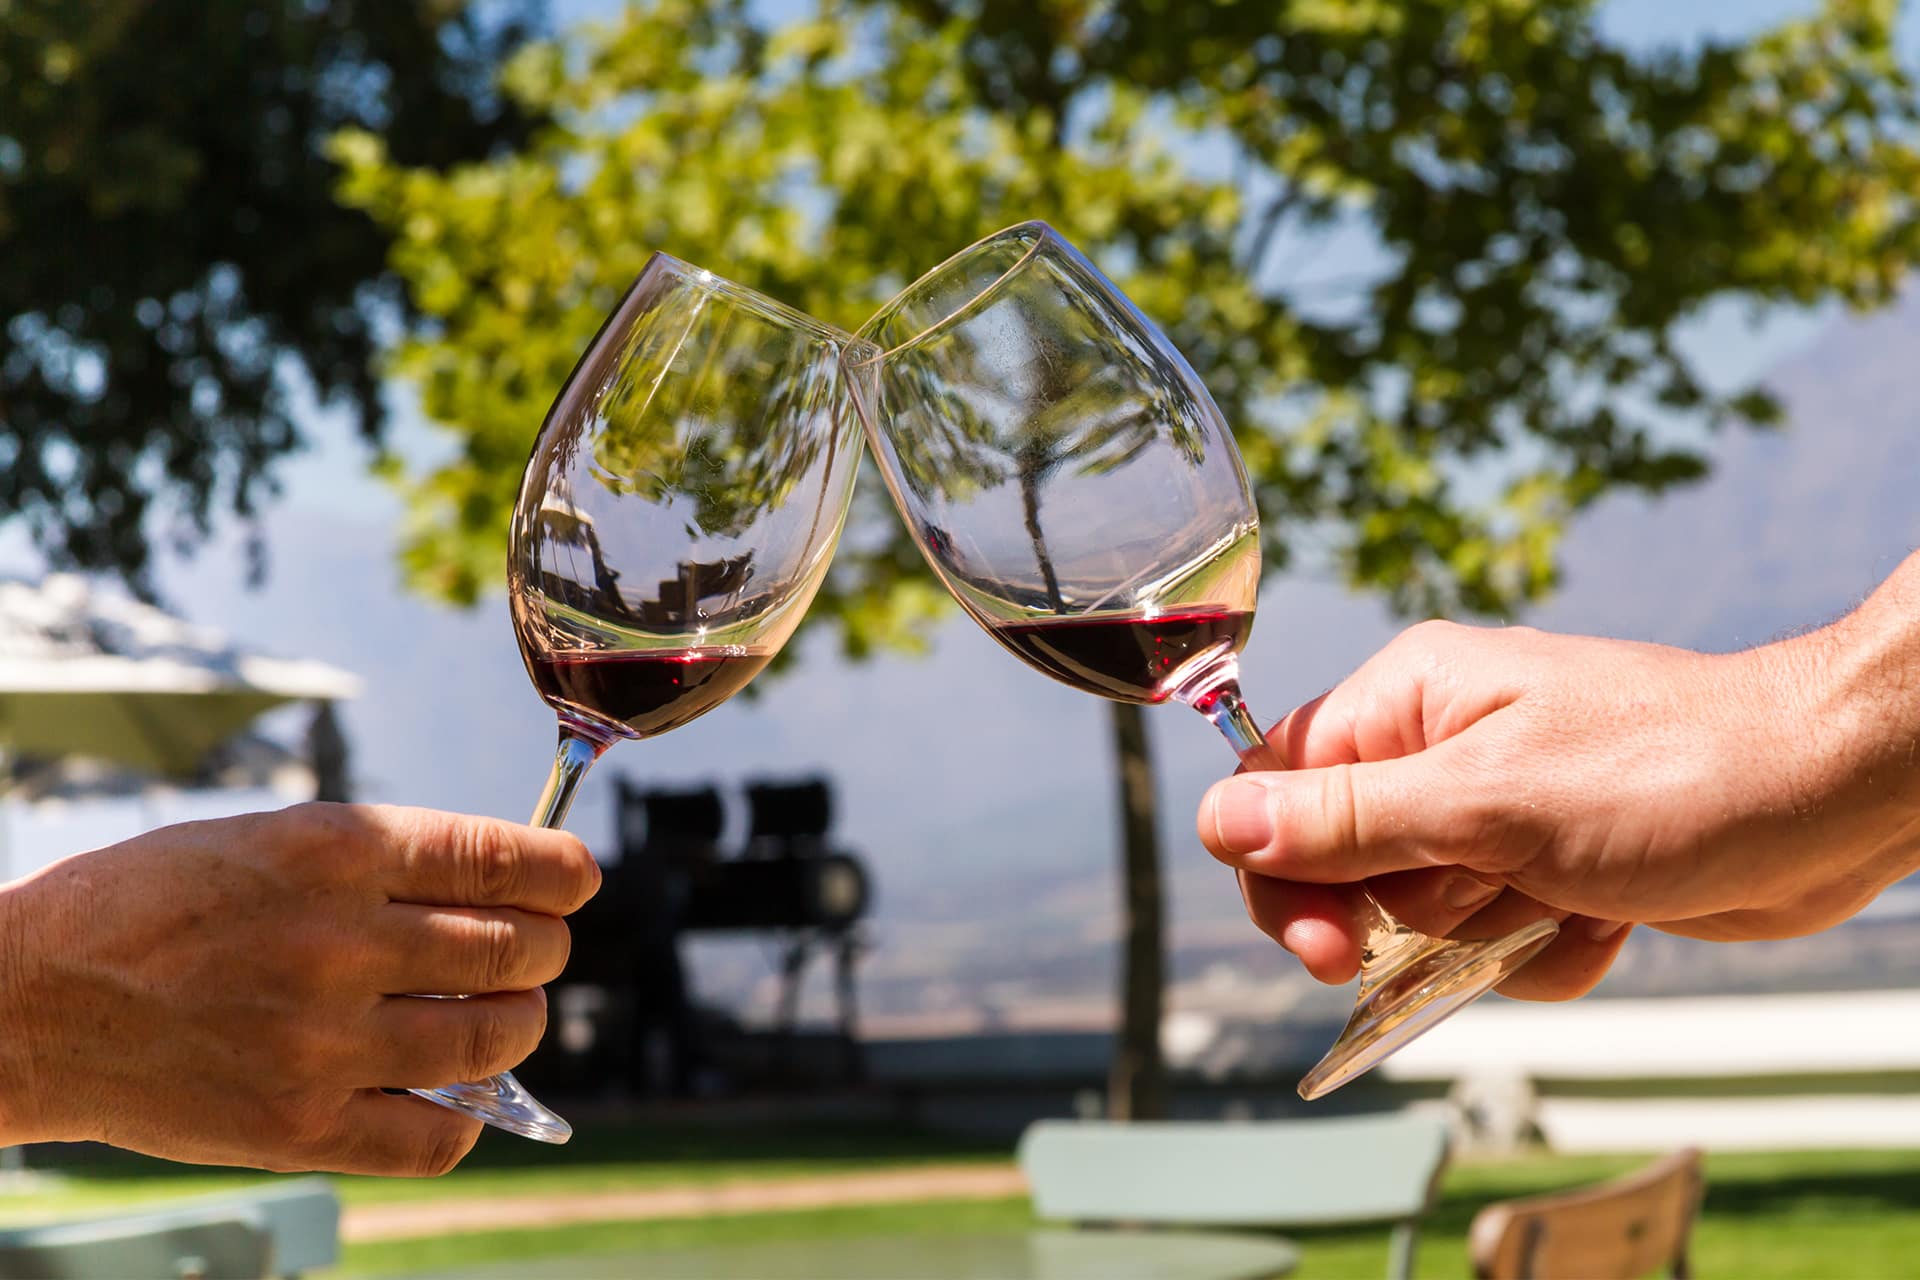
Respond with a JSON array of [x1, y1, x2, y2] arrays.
[[1017, 1113, 1452, 1280], [0, 1177, 339, 1279], [1469, 1148, 1704, 1280]]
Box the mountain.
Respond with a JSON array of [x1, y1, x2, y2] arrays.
[[837, 293, 1920, 1030], [1541, 297, 1920, 648]]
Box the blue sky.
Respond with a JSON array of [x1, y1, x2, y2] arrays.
[[3, 0, 1909, 1022]]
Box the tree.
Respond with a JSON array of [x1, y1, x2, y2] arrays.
[[0, 0, 542, 594], [336, 0, 1920, 1118]]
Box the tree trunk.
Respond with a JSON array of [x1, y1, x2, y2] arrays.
[[1019, 462, 1065, 611], [307, 700, 352, 802], [1106, 698, 1167, 1121]]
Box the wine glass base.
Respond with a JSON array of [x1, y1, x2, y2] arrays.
[[1297, 917, 1560, 1102], [412, 1071, 573, 1144]]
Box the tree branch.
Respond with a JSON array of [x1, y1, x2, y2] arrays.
[[1243, 186, 1303, 282]]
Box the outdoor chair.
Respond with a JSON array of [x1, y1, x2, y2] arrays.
[[1017, 1113, 1452, 1280], [0, 1177, 339, 1279], [1468, 1148, 1704, 1279]]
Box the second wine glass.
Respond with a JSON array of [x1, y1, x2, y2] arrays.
[[849, 222, 1557, 1100]]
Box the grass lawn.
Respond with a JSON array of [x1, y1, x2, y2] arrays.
[[8, 1129, 1920, 1277], [333, 1147, 1920, 1277], [0, 1117, 1006, 1219]]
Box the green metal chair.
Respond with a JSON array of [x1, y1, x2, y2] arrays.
[[1017, 1113, 1452, 1280], [0, 1177, 338, 1279]]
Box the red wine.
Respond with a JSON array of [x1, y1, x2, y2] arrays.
[[529, 646, 773, 738], [990, 608, 1252, 704]]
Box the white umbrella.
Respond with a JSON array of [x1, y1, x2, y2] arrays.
[[5, 734, 321, 804], [0, 575, 361, 779]]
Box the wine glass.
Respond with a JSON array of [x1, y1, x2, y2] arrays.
[[413, 254, 874, 1142], [848, 222, 1557, 1100]]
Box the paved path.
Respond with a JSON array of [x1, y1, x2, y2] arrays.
[[342, 1163, 1028, 1243]]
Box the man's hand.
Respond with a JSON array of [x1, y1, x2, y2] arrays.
[[0, 803, 599, 1174], [1196, 556, 1920, 1001]]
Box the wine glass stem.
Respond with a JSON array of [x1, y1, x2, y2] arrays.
[[531, 727, 608, 829], [1189, 675, 1419, 976], [1192, 677, 1281, 772]]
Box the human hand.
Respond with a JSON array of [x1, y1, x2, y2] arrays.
[[0, 803, 599, 1174], [1197, 591, 1920, 1000]]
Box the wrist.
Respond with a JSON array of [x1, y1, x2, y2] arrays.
[[1782, 552, 1920, 875], [1826, 553, 1920, 775], [0, 873, 54, 1145]]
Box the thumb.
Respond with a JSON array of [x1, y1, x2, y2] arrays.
[[1198, 757, 1460, 883]]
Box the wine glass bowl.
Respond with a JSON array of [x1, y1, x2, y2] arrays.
[[417, 253, 872, 1144], [856, 223, 1261, 707], [511, 255, 869, 745], [851, 222, 1556, 1100]]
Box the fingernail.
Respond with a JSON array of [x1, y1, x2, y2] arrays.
[[1443, 875, 1503, 911], [1207, 779, 1273, 855], [1585, 918, 1630, 942]]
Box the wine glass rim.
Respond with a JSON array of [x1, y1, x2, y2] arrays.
[[850, 221, 1056, 364], [644, 252, 876, 355]]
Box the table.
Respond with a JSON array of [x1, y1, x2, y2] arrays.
[[404, 1229, 1299, 1279]]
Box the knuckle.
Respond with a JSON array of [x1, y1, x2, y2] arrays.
[[288, 921, 363, 991], [1324, 763, 1363, 860], [265, 803, 372, 881], [388, 809, 511, 901], [1381, 620, 1466, 687], [280, 801, 359, 850], [409, 1119, 481, 1178], [476, 916, 529, 990], [459, 1004, 517, 1079], [1401, 617, 1463, 651], [266, 929, 326, 995], [464, 828, 525, 903], [273, 1096, 348, 1164], [498, 916, 570, 988], [1458, 786, 1512, 847], [1438, 754, 1534, 870], [264, 1017, 338, 1082]]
